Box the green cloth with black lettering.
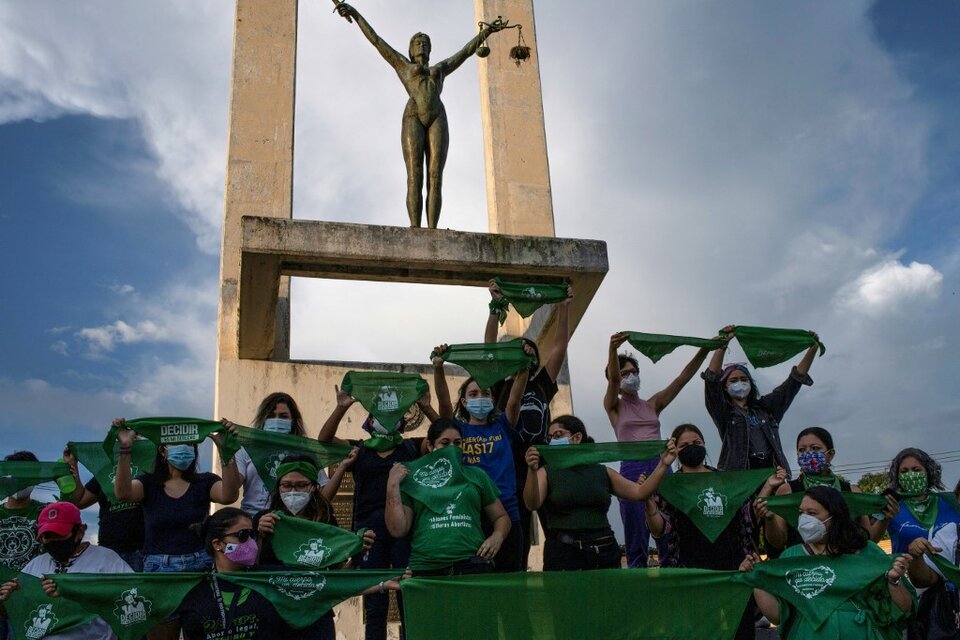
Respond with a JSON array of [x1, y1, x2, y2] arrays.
[[0, 461, 72, 501], [491, 278, 568, 325], [625, 332, 725, 364], [658, 468, 772, 542], [432, 339, 536, 390], [67, 440, 156, 504], [5, 572, 98, 639], [764, 492, 889, 529], [269, 512, 366, 569], [534, 441, 667, 470], [101, 416, 224, 458], [724, 326, 825, 369], [220, 425, 352, 493], [341, 371, 428, 432], [52, 572, 205, 640], [402, 568, 753, 640]]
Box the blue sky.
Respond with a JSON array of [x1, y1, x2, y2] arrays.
[[2, 1, 959, 526]]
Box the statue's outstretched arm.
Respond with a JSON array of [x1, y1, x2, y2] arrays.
[[439, 23, 502, 75], [336, 3, 408, 73]]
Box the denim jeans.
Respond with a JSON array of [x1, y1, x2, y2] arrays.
[[357, 515, 411, 640], [143, 550, 211, 573]]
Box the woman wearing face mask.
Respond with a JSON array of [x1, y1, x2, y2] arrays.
[[703, 325, 820, 474], [604, 333, 712, 569], [432, 344, 530, 572], [113, 419, 242, 640], [522, 416, 650, 571], [741, 486, 915, 639], [385, 419, 511, 575]]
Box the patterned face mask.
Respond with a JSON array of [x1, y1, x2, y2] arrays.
[[899, 470, 928, 495], [797, 451, 827, 475]]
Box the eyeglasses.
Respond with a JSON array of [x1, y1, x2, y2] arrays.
[[278, 481, 314, 492], [546, 430, 572, 441], [224, 528, 256, 543]]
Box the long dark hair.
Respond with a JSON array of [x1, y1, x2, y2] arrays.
[[888, 447, 944, 492], [253, 392, 306, 437], [427, 418, 462, 447], [670, 423, 704, 442], [193, 507, 250, 556], [454, 377, 499, 424], [550, 415, 595, 443], [151, 444, 200, 486], [267, 454, 333, 524], [804, 486, 868, 556]]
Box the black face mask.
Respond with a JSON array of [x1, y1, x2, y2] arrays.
[[44, 534, 80, 564], [677, 444, 707, 468]]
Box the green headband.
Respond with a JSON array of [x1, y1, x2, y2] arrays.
[[275, 460, 319, 483]]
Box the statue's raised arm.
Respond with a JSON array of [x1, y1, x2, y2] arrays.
[[335, 3, 408, 73], [437, 21, 505, 75]]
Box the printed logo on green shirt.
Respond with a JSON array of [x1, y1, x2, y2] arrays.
[[294, 538, 333, 568], [785, 566, 836, 600], [114, 588, 151, 626], [411, 458, 453, 489], [24, 604, 57, 639], [268, 574, 327, 601], [376, 386, 400, 412], [697, 487, 727, 517]]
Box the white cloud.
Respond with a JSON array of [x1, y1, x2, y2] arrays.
[[50, 340, 69, 357], [109, 284, 135, 295], [836, 259, 943, 314]]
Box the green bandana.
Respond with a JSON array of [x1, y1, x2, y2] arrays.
[[658, 468, 772, 542], [724, 325, 825, 369], [364, 433, 405, 452], [490, 278, 568, 325], [67, 440, 157, 505], [401, 446, 478, 515], [0, 461, 73, 501], [340, 371, 428, 433], [269, 512, 367, 569], [904, 493, 939, 529], [930, 553, 960, 588], [800, 472, 841, 490], [625, 332, 726, 364], [534, 441, 667, 470], [4, 572, 97, 639], [102, 417, 225, 459], [763, 492, 889, 528], [432, 339, 536, 391], [274, 461, 320, 484], [221, 425, 352, 493], [731, 552, 892, 629], [402, 568, 752, 640]]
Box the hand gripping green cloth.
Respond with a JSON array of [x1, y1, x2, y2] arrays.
[[402, 568, 753, 640], [340, 371, 428, 433], [491, 278, 568, 325], [102, 417, 225, 458], [269, 512, 367, 569], [731, 551, 893, 629], [400, 446, 481, 515], [763, 491, 889, 528], [4, 572, 97, 639], [0, 461, 72, 501], [67, 440, 156, 504], [724, 326, 826, 369], [432, 339, 536, 391], [625, 332, 726, 363], [658, 468, 772, 543], [220, 425, 353, 493], [534, 441, 667, 470]]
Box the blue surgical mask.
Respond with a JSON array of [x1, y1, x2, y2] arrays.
[[165, 445, 196, 470], [263, 418, 293, 433], [726, 380, 751, 399], [466, 397, 495, 420], [548, 437, 570, 447]]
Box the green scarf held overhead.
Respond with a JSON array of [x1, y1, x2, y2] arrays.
[[67, 440, 157, 504], [220, 425, 353, 493], [625, 332, 726, 364], [930, 554, 960, 588], [534, 441, 667, 470], [52, 572, 205, 640], [4, 573, 97, 639], [269, 512, 367, 569], [763, 491, 889, 528], [658, 468, 772, 543], [904, 494, 940, 529], [731, 552, 892, 629], [432, 338, 536, 391], [401, 446, 479, 515], [102, 416, 225, 459], [0, 461, 72, 501], [402, 568, 753, 640], [491, 278, 568, 325], [341, 371, 428, 433], [723, 326, 825, 369]]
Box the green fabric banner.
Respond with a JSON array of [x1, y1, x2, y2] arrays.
[[0, 461, 72, 501], [763, 491, 889, 528], [340, 371, 428, 433], [401, 446, 478, 515], [534, 441, 667, 470], [432, 339, 536, 391], [491, 278, 568, 325], [67, 440, 156, 504], [102, 416, 225, 458], [4, 573, 97, 639], [725, 326, 825, 369], [731, 552, 892, 629], [269, 512, 366, 569], [52, 572, 204, 640], [930, 554, 960, 588], [658, 468, 772, 543], [221, 425, 352, 493], [625, 332, 725, 364], [402, 568, 752, 640]]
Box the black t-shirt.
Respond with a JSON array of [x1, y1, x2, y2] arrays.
[[349, 438, 423, 526], [86, 477, 145, 553], [492, 368, 558, 447], [672, 507, 744, 571], [179, 577, 294, 640], [137, 472, 219, 555]]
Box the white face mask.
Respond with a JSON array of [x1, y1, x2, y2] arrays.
[[797, 513, 831, 544], [620, 373, 640, 393], [281, 491, 311, 515], [726, 380, 751, 399], [264, 418, 293, 433]]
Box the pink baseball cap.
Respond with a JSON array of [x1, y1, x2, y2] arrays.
[[37, 502, 82, 538]]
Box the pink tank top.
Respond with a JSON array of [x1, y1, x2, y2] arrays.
[[613, 394, 661, 442]]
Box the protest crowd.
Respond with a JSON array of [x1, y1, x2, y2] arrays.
[[0, 279, 957, 640]]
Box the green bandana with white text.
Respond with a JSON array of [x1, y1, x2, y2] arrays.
[[491, 278, 568, 325], [763, 491, 888, 528], [432, 339, 536, 391], [341, 371, 428, 433], [724, 326, 825, 369], [4, 572, 97, 640], [401, 446, 478, 515], [67, 440, 156, 504], [658, 468, 772, 542], [269, 512, 366, 569], [102, 417, 224, 459], [0, 461, 72, 501], [534, 441, 667, 470], [625, 332, 725, 364]]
